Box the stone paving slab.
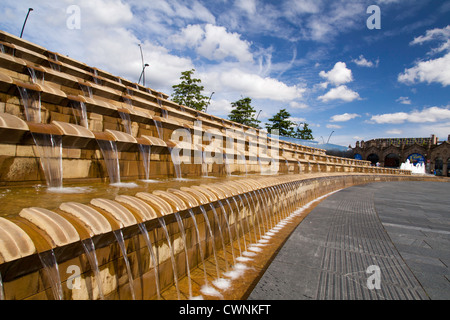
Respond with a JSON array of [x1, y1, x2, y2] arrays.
[[248, 181, 450, 300]]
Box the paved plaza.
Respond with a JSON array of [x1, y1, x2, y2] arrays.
[[249, 180, 450, 300]]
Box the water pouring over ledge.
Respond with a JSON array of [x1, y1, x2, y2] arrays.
[[0, 168, 414, 300], [0, 29, 413, 300]]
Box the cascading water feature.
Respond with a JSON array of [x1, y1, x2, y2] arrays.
[[157, 93, 168, 119], [0, 29, 415, 302], [96, 140, 121, 185], [217, 200, 236, 266], [27, 67, 44, 84], [241, 193, 257, 245], [38, 249, 63, 300], [70, 101, 88, 129], [138, 144, 153, 181], [169, 147, 183, 180], [174, 212, 193, 299], [17, 87, 85, 191], [233, 195, 249, 253], [48, 52, 61, 71], [198, 205, 222, 296], [92, 69, 102, 85], [246, 192, 262, 241], [208, 203, 229, 273], [113, 229, 136, 300], [31, 133, 63, 189], [223, 154, 232, 176], [257, 188, 273, 230], [17, 86, 41, 123], [79, 83, 93, 98], [118, 111, 132, 136], [153, 119, 163, 140], [117, 107, 155, 183], [201, 151, 208, 177], [257, 157, 263, 175], [81, 238, 105, 300], [137, 223, 161, 299], [0, 272, 4, 300], [186, 208, 209, 292], [157, 217, 180, 300], [239, 153, 247, 176], [224, 198, 242, 257]]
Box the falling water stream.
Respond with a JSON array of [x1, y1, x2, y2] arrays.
[[113, 229, 136, 300], [81, 238, 105, 300], [208, 203, 228, 272], [198, 206, 220, 280], [201, 151, 208, 177], [169, 148, 182, 179], [157, 217, 180, 300], [96, 140, 121, 185], [17, 86, 41, 124], [119, 111, 132, 136], [187, 208, 208, 289], [138, 144, 152, 181], [154, 119, 163, 140], [225, 198, 242, 256], [0, 272, 4, 300], [217, 200, 236, 266], [70, 101, 88, 129], [27, 67, 44, 84], [174, 212, 192, 299], [233, 194, 252, 251], [38, 249, 63, 300], [137, 223, 161, 299]]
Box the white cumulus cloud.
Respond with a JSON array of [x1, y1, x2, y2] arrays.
[[370, 106, 450, 124], [171, 24, 253, 63], [318, 85, 360, 103], [208, 68, 305, 101], [319, 62, 353, 86], [330, 113, 361, 122], [398, 52, 450, 87], [399, 25, 450, 87], [352, 55, 378, 68]]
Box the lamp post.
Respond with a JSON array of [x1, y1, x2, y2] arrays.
[[20, 8, 33, 38], [327, 130, 335, 144], [256, 110, 262, 121], [138, 63, 149, 86], [205, 92, 214, 112]]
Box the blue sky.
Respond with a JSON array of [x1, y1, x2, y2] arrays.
[[1, 0, 449, 147]]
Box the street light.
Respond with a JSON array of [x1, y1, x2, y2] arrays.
[[20, 8, 33, 38], [256, 110, 262, 121], [205, 92, 214, 112], [327, 130, 335, 144], [138, 63, 149, 86]]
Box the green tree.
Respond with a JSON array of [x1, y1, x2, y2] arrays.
[[171, 69, 209, 111], [228, 97, 261, 128], [294, 122, 314, 140], [265, 108, 295, 137]]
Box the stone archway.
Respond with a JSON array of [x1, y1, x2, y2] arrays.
[[435, 157, 443, 176], [367, 153, 379, 166], [447, 158, 450, 177], [384, 153, 400, 168]]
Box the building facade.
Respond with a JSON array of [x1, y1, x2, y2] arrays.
[[352, 134, 450, 176]]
